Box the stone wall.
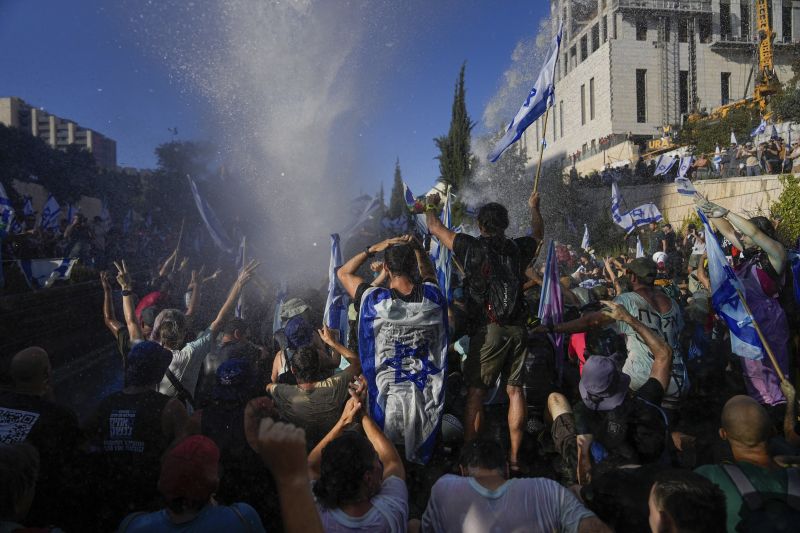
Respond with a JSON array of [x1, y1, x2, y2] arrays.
[[606, 175, 787, 226]]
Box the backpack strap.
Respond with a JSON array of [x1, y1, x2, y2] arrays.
[[787, 468, 800, 510], [165, 368, 196, 410], [723, 464, 764, 511]]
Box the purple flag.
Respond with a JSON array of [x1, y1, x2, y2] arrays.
[[538, 240, 564, 380]]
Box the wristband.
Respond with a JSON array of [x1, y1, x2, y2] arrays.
[[425, 204, 438, 212], [122, 289, 132, 297]]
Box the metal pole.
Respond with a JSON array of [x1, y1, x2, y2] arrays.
[[735, 287, 785, 382]]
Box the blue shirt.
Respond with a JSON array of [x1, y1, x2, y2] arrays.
[[119, 503, 265, 532]]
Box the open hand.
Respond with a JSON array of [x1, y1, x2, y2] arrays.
[[426, 193, 441, 207], [236, 260, 260, 287], [600, 300, 633, 322], [695, 196, 728, 218], [317, 325, 339, 347]]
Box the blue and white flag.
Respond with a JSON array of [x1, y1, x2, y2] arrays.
[[677, 156, 694, 178], [675, 177, 698, 196], [122, 209, 133, 234], [713, 146, 722, 171], [65, 204, 76, 223], [611, 183, 663, 234], [538, 240, 564, 381], [698, 210, 763, 360], [654, 154, 677, 176], [751, 118, 767, 138], [100, 198, 111, 224], [770, 124, 779, 139], [17, 258, 78, 289], [235, 236, 246, 319], [323, 233, 350, 347], [730, 131, 738, 145], [342, 196, 382, 239], [581, 224, 590, 251], [40, 194, 61, 231], [23, 197, 34, 217], [358, 282, 448, 464], [433, 197, 453, 301], [188, 175, 234, 254], [381, 216, 409, 234], [272, 281, 288, 335], [0, 182, 15, 237], [402, 182, 428, 237], [636, 235, 645, 258], [489, 21, 563, 162]]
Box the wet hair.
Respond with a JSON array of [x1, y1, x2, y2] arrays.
[[0, 443, 39, 519], [151, 309, 187, 350], [290, 344, 321, 383], [222, 318, 248, 336], [459, 439, 506, 472], [384, 244, 416, 278], [313, 432, 377, 509], [651, 469, 727, 533], [749, 216, 776, 241], [477, 203, 509, 235]]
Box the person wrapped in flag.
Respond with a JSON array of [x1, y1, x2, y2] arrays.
[[695, 197, 791, 409], [338, 234, 447, 464]]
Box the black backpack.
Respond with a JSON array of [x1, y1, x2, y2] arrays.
[[723, 464, 800, 533], [466, 237, 523, 325]]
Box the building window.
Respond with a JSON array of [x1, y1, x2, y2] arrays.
[[720, 1, 732, 38], [602, 15, 608, 42], [563, 53, 568, 76], [636, 69, 647, 123], [612, 13, 618, 39], [679, 71, 689, 114], [721, 72, 731, 105], [559, 101, 564, 138], [678, 19, 689, 43], [783, 6, 793, 43], [741, 3, 751, 38], [591, 24, 600, 51], [580, 35, 588, 61], [589, 77, 595, 120], [663, 18, 671, 42], [580, 84, 586, 125], [570, 45, 577, 68], [699, 14, 712, 43], [636, 18, 648, 41]]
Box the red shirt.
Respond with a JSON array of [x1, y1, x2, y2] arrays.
[[135, 291, 166, 320]]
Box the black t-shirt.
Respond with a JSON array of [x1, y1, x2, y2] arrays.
[[573, 377, 667, 467], [452, 234, 538, 324], [663, 232, 676, 253], [353, 278, 437, 309]]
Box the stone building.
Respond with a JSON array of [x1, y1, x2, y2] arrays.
[[525, 0, 799, 175]]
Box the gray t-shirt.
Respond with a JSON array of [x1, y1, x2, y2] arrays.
[[421, 475, 595, 533], [157, 328, 214, 399], [317, 475, 408, 533], [614, 291, 688, 409]]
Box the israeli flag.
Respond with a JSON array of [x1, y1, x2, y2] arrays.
[[751, 118, 767, 138], [636, 235, 645, 258], [188, 175, 234, 253], [358, 282, 448, 464], [654, 154, 677, 176], [122, 209, 132, 234], [730, 131, 738, 145], [675, 177, 698, 196], [581, 224, 590, 251], [17, 258, 78, 289], [235, 236, 246, 319], [65, 204, 76, 223], [538, 240, 564, 380], [433, 197, 453, 301], [342, 196, 382, 239], [698, 210, 763, 360], [23, 197, 34, 217], [323, 233, 350, 346], [713, 146, 722, 171], [272, 281, 288, 335], [40, 194, 61, 231], [403, 182, 429, 237], [381, 216, 409, 234], [0, 182, 15, 237], [489, 22, 563, 162], [611, 183, 663, 233], [677, 156, 693, 178]]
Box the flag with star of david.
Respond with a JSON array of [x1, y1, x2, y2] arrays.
[[358, 282, 448, 464]]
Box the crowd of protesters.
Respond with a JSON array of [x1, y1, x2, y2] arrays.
[[2, 178, 800, 532]]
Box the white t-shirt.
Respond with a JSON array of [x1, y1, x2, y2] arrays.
[[158, 328, 214, 398], [317, 476, 408, 533], [691, 231, 706, 255], [614, 291, 688, 408], [421, 475, 595, 533]]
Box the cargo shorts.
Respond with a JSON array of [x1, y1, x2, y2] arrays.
[[464, 323, 528, 388]]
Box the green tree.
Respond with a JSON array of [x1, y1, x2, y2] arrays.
[[771, 86, 800, 123], [677, 106, 760, 153], [387, 158, 408, 219], [771, 173, 800, 246], [435, 63, 475, 192]]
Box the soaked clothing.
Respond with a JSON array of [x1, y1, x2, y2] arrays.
[[613, 291, 688, 410], [120, 503, 265, 533], [735, 252, 790, 406], [316, 476, 408, 533]]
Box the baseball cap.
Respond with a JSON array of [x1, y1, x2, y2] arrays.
[[579, 356, 631, 411], [125, 341, 173, 387], [158, 435, 220, 503], [279, 298, 310, 321], [140, 306, 158, 328], [284, 316, 314, 351], [626, 257, 657, 282]]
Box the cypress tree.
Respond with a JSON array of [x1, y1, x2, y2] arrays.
[[435, 63, 475, 192], [387, 158, 407, 219]]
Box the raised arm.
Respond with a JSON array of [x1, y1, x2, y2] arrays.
[[425, 194, 456, 251], [100, 271, 124, 336], [362, 406, 405, 481], [318, 325, 360, 373], [601, 300, 673, 391], [528, 191, 544, 241], [308, 394, 363, 480], [209, 260, 259, 335], [550, 310, 615, 335], [405, 234, 436, 282], [184, 268, 203, 318], [158, 249, 178, 278], [338, 236, 405, 298], [369, 261, 389, 287], [114, 260, 144, 342]]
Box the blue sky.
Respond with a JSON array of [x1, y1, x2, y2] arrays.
[[0, 0, 548, 195]]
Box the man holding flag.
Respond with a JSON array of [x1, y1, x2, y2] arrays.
[[426, 191, 543, 472]]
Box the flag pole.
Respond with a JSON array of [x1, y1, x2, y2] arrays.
[[443, 184, 465, 275], [172, 217, 185, 273], [734, 287, 785, 382], [532, 104, 552, 194]]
